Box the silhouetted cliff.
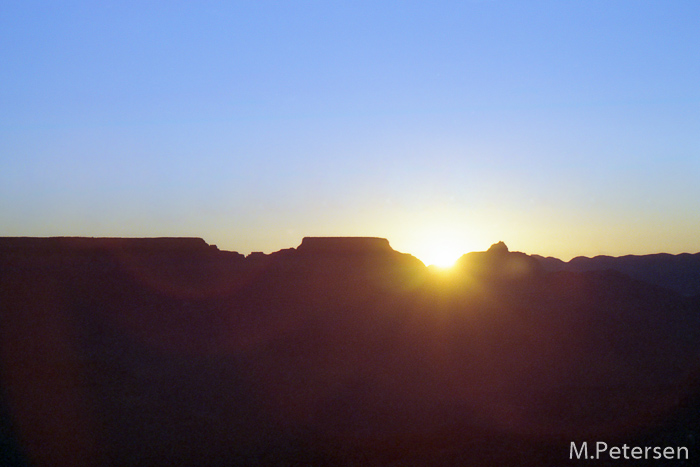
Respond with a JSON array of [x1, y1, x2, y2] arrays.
[[1, 237, 699, 466]]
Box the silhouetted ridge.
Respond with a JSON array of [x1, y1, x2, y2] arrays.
[[533, 251, 700, 296], [297, 236, 393, 254], [3, 236, 700, 466], [455, 241, 542, 279], [0, 236, 214, 253], [486, 240, 509, 254]]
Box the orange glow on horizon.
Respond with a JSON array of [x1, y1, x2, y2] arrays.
[[416, 245, 461, 268], [398, 227, 476, 268]]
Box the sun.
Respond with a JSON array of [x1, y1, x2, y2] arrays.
[[417, 244, 462, 269], [390, 221, 479, 269], [407, 232, 469, 268]]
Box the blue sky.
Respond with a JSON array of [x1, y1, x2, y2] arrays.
[[2, 1, 699, 262]]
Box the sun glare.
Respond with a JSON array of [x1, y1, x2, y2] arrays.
[[419, 245, 461, 269], [392, 221, 480, 269], [410, 236, 468, 268]]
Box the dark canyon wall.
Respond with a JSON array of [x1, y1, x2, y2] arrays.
[[2, 237, 699, 466]]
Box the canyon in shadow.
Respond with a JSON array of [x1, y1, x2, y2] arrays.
[[1, 236, 700, 466]]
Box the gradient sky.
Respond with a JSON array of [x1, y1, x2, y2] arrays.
[[2, 1, 699, 262]]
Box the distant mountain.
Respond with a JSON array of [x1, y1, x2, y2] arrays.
[[532, 251, 700, 296], [2, 237, 700, 466]]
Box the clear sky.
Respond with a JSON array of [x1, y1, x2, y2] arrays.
[[2, 1, 699, 263]]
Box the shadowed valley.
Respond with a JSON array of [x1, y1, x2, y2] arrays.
[[1, 237, 700, 466]]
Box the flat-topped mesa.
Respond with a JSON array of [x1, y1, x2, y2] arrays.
[[297, 237, 393, 254]]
